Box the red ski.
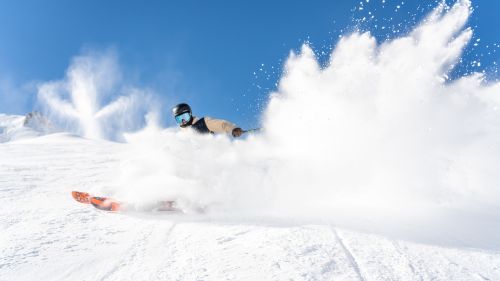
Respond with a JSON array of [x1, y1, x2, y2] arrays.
[[71, 191, 180, 212]]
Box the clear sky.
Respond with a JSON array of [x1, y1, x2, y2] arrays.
[[0, 0, 498, 129]]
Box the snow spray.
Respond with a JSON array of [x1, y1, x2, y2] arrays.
[[37, 50, 153, 141], [68, 0, 499, 247], [119, 0, 499, 207]]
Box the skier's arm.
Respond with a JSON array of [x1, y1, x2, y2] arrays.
[[204, 117, 241, 136]]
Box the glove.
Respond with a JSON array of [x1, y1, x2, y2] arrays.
[[232, 127, 244, 138]]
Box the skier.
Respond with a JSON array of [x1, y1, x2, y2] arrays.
[[172, 103, 244, 137]]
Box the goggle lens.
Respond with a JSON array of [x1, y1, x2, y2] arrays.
[[175, 112, 191, 124]]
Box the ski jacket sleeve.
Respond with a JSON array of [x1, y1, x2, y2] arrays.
[[204, 117, 237, 134]]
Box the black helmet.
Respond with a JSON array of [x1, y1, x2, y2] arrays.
[[172, 103, 193, 127], [172, 103, 191, 116]]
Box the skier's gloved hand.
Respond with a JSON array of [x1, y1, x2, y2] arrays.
[[232, 128, 244, 138]]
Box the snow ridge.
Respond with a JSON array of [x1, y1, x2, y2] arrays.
[[0, 112, 55, 143]]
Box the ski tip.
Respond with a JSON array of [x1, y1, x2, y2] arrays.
[[71, 191, 91, 204], [90, 196, 121, 212]]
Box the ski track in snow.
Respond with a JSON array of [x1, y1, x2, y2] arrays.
[[330, 228, 367, 281], [1, 135, 500, 281]]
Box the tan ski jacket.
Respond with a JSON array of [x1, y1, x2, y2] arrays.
[[188, 116, 237, 134]]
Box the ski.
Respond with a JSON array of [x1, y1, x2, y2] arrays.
[[71, 191, 91, 204], [89, 196, 122, 211], [71, 191, 181, 213]]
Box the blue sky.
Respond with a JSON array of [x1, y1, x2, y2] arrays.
[[0, 0, 498, 129]]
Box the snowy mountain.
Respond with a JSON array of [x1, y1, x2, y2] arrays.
[[0, 112, 56, 143], [1, 133, 499, 281]]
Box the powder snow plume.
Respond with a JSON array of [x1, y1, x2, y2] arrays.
[[37, 50, 155, 141], [111, 0, 500, 248]]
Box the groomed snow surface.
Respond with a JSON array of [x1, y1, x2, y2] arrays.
[[1, 132, 499, 281]]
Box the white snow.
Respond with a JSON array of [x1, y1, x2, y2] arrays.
[[1, 133, 499, 281], [37, 51, 153, 141], [0, 113, 54, 143]]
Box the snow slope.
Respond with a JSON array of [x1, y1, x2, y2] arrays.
[[1, 134, 499, 281]]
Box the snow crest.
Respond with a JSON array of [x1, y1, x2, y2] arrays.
[[0, 112, 56, 143]]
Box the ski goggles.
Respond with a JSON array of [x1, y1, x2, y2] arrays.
[[175, 112, 192, 125]]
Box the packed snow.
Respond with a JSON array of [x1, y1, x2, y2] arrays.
[[2, 0, 500, 280], [1, 134, 499, 280]]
